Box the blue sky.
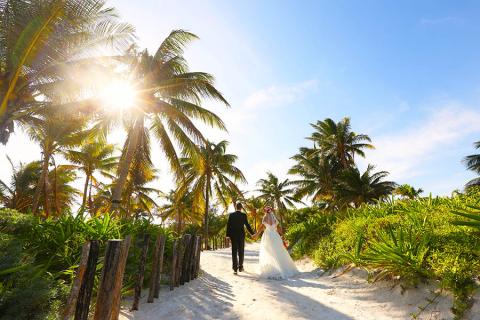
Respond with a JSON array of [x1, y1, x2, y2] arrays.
[[2, 0, 480, 197]]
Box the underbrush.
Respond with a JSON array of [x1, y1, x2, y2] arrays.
[[285, 189, 480, 319], [0, 209, 176, 319]]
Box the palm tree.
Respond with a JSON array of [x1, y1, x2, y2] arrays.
[[180, 140, 246, 248], [108, 30, 229, 211], [0, 0, 134, 144], [25, 108, 89, 216], [160, 190, 202, 234], [256, 172, 301, 228], [64, 141, 117, 210], [308, 118, 374, 169], [335, 165, 396, 208], [245, 196, 265, 232], [289, 147, 340, 203], [394, 184, 423, 199], [0, 158, 39, 212], [463, 140, 480, 188], [0, 159, 78, 214]]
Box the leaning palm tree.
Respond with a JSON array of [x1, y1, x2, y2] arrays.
[[308, 118, 374, 169], [289, 147, 340, 204], [64, 140, 117, 210], [0, 158, 39, 212], [179, 140, 246, 248], [244, 196, 265, 233], [335, 165, 396, 208], [256, 172, 301, 228], [463, 140, 480, 188], [107, 30, 229, 211], [0, 0, 134, 144], [24, 108, 89, 216]]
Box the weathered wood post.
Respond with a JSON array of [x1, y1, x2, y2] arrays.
[[180, 234, 192, 285], [72, 240, 99, 320], [169, 239, 178, 291], [175, 236, 185, 287], [185, 235, 195, 283], [148, 234, 166, 302], [131, 234, 150, 311], [110, 235, 131, 320], [194, 235, 202, 278], [93, 240, 119, 320], [93, 239, 124, 320]]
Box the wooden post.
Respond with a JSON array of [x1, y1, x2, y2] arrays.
[[189, 236, 197, 281], [63, 242, 90, 320], [194, 236, 202, 278], [148, 234, 165, 302], [111, 235, 131, 320], [185, 235, 195, 283], [93, 240, 123, 320], [131, 234, 150, 311], [73, 240, 99, 320], [180, 234, 192, 285], [169, 239, 178, 291], [175, 237, 185, 287]]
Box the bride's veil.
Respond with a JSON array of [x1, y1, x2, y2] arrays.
[[262, 211, 278, 226]]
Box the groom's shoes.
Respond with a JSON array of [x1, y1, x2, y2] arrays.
[[239, 266, 244, 272], [233, 270, 238, 275]]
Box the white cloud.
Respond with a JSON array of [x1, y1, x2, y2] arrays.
[[243, 79, 318, 109], [363, 104, 480, 182]]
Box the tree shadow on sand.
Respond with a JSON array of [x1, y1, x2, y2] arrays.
[[120, 271, 240, 320]]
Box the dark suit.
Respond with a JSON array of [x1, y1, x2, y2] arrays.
[[226, 210, 254, 271]]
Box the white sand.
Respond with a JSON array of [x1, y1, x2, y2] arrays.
[[120, 242, 480, 320]]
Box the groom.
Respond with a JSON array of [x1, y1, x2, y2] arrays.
[[226, 202, 254, 274]]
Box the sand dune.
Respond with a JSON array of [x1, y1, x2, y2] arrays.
[[120, 242, 479, 320]]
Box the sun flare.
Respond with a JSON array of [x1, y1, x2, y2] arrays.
[[100, 80, 137, 111]]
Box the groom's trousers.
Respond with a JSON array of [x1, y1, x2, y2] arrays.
[[231, 237, 245, 271]]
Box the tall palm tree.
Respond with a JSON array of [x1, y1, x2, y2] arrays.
[[394, 184, 423, 199], [107, 30, 229, 211], [289, 147, 340, 203], [335, 165, 396, 208], [463, 140, 480, 188], [64, 140, 117, 210], [256, 172, 301, 228], [25, 108, 89, 216], [308, 118, 374, 169], [0, 0, 134, 144], [180, 140, 246, 248], [0, 158, 39, 212]]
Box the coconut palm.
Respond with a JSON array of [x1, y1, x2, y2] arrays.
[[0, 158, 39, 212], [25, 108, 89, 216], [308, 118, 374, 169], [289, 147, 340, 203], [463, 140, 480, 188], [394, 184, 423, 200], [0, 0, 135, 144], [256, 172, 302, 228], [64, 141, 117, 210], [160, 190, 202, 234], [245, 196, 265, 233], [335, 165, 396, 208], [107, 30, 229, 211], [179, 140, 246, 248]]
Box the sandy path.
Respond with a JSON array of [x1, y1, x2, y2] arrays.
[[120, 243, 479, 320]]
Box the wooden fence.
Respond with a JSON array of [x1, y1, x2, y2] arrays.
[[62, 234, 202, 320], [208, 235, 230, 251]]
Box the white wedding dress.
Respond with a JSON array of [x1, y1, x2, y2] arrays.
[[258, 213, 298, 279]]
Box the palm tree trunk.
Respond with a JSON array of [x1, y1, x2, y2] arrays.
[[111, 117, 142, 211], [52, 160, 61, 216], [32, 151, 50, 215], [204, 175, 211, 250], [81, 173, 90, 209], [88, 179, 93, 216]]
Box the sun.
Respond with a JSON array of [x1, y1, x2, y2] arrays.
[[100, 80, 137, 111]]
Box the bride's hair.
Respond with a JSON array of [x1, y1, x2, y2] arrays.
[[264, 206, 273, 213]]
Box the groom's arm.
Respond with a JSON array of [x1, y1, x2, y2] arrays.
[[243, 214, 255, 236], [226, 214, 232, 238]]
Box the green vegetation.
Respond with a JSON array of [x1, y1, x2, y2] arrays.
[[285, 189, 480, 318]]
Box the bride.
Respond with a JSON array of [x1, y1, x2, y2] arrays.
[[253, 206, 298, 279]]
